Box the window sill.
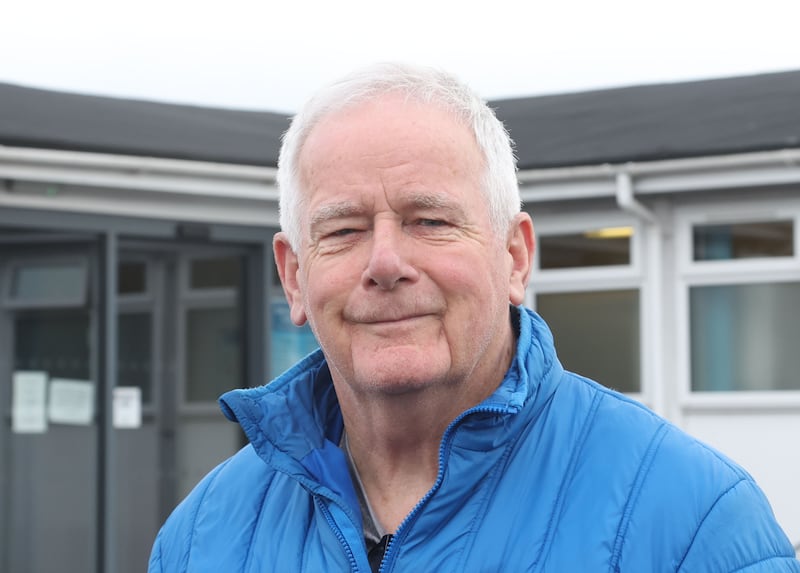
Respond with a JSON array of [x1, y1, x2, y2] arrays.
[[682, 391, 800, 412]]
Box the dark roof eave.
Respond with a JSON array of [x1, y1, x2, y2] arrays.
[[2, 68, 800, 169]]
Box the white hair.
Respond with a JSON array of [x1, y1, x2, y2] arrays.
[[277, 62, 521, 251]]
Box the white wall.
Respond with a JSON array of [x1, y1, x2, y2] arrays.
[[683, 411, 800, 550]]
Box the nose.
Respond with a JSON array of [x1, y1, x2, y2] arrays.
[[362, 223, 419, 290]]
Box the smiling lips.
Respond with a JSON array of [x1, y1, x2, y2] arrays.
[[354, 313, 433, 325], [345, 294, 443, 326]]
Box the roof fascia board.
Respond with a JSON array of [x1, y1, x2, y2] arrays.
[[4, 145, 800, 215], [520, 149, 800, 203], [0, 186, 279, 227], [0, 145, 278, 200], [0, 145, 279, 226]]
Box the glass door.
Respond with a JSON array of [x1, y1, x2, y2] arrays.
[[1, 234, 260, 573], [1, 245, 99, 573], [176, 251, 248, 499]]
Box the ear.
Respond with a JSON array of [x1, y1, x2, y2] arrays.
[[506, 213, 535, 306], [273, 232, 308, 326]]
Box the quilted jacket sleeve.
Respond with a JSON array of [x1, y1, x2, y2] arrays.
[[148, 529, 164, 573], [147, 459, 231, 573], [677, 478, 800, 572]]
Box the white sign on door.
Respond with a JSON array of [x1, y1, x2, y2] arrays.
[[12, 371, 48, 434], [113, 386, 142, 429], [48, 379, 95, 425]]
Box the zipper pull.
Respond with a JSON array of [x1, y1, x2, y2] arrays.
[[368, 534, 393, 573]]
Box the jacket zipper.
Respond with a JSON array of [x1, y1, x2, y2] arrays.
[[316, 496, 361, 572], [377, 403, 512, 573]]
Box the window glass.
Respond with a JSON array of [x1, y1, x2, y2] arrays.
[[118, 312, 153, 402], [539, 227, 632, 269], [15, 311, 90, 379], [118, 261, 147, 295], [537, 289, 640, 393], [190, 257, 241, 289], [269, 300, 319, 379], [10, 262, 86, 305], [690, 282, 800, 391], [693, 220, 793, 261], [185, 307, 242, 402], [11, 310, 96, 573]]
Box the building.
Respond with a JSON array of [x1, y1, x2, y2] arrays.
[[1, 70, 799, 571]]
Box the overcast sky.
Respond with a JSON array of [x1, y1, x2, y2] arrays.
[[3, 0, 800, 113]]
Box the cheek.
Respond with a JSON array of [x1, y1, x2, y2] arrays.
[[435, 252, 506, 297], [301, 264, 354, 316]]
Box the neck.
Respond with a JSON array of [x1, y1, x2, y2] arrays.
[[333, 311, 519, 532], [335, 368, 508, 533], [338, 391, 446, 533]]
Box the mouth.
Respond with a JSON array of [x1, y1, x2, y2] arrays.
[[357, 313, 431, 325], [345, 297, 443, 326]]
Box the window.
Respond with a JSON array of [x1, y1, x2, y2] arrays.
[[533, 216, 643, 396], [185, 307, 242, 402], [190, 257, 241, 289], [269, 300, 318, 379], [118, 312, 153, 402], [182, 254, 244, 404], [681, 210, 800, 395], [14, 311, 91, 379], [690, 282, 800, 391], [118, 261, 147, 294], [117, 258, 154, 403], [537, 289, 640, 393], [539, 226, 633, 269], [693, 220, 793, 261], [6, 260, 88, 307], [177, 252, 248, 504], [268, 249, 318, 380]]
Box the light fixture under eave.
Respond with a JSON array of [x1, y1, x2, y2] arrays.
[[583, 226, 634, 239]]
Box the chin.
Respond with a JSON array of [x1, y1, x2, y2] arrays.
[[362, 375, 439, 396], [354, 356, 452, 396], [340, 342, 455, 394]]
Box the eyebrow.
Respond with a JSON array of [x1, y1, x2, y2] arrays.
[[309, 201, 362, 229], [406, 192, 453, 210], [405, 192, 466, 218], [308, 192, 464, 229]]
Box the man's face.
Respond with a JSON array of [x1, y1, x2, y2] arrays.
[[275, 95, 532, 397]]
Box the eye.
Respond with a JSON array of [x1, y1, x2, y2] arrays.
[[417, 218, 448, 227], [328, 228, 358, 237]]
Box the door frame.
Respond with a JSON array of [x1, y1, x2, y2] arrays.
[[0, 206, 273, 572]]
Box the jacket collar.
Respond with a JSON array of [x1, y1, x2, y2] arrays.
[[219, 306, 559, 466]]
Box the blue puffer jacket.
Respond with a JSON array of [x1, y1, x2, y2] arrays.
[[149, 308, 799, 572]]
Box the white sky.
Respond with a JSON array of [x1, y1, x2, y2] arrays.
[[3, 0, 800, 113]]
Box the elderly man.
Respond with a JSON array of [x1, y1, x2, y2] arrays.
[[149, 64, 799, 572]]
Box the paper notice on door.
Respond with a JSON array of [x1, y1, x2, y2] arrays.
[[48, 379, 95, 425], [12, 371, 49, 434], [113, 386, 142, 429]]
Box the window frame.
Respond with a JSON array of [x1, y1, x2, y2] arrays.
[[177, 250, 246, 414], [675, 199, 800, 408], [117, 256, 156, 409], [2, 255, 90, 309], [532, 212, 644, 284], [529, 210, 649, 403]]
